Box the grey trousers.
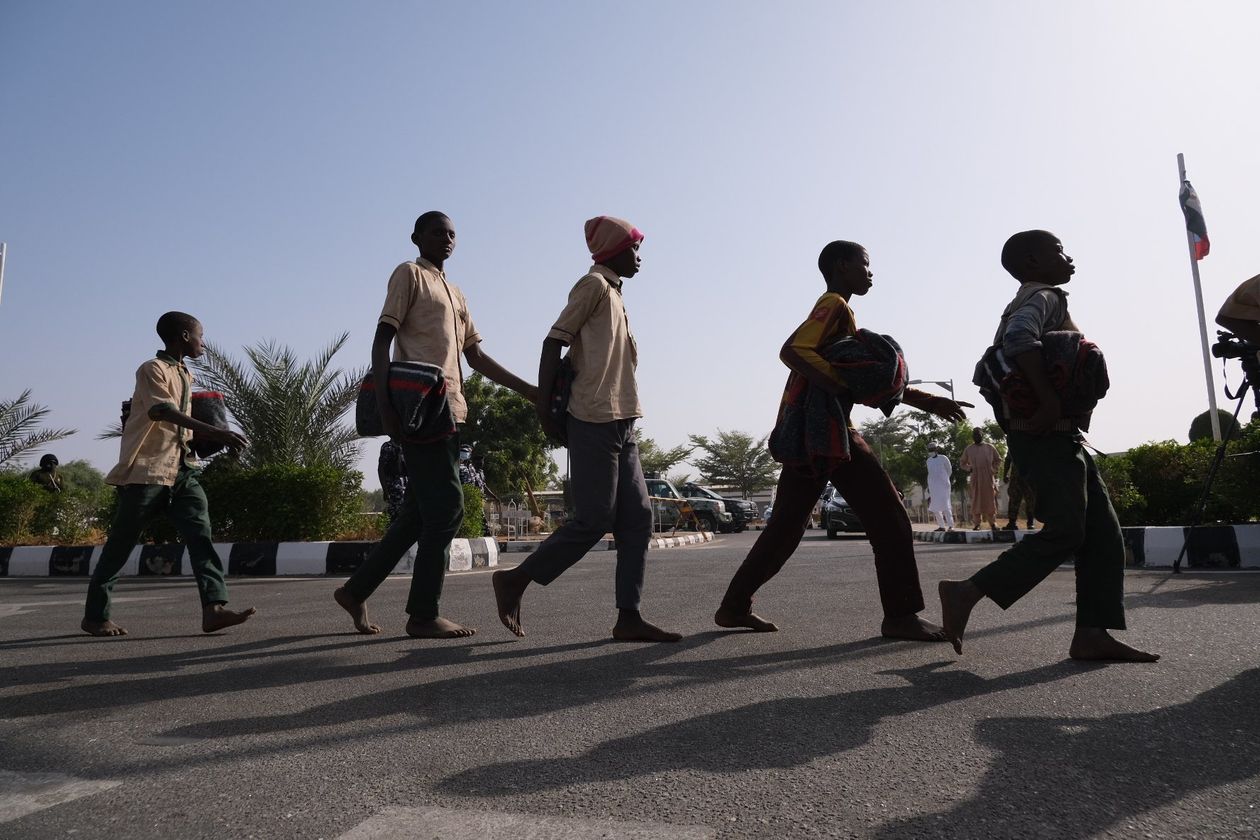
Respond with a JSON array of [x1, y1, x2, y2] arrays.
[[517, 416, 651, 610]]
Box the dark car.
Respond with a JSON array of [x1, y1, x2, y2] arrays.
[[679, 483, 756, 532], [820, 485, 864, 538]]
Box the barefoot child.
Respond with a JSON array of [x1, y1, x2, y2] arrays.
[[493, 216, 681, 643], [939, 230, 1159, 662], [714, 240, 965, 639], [335, 212, 536, 639], [82, 311, 255, 637]]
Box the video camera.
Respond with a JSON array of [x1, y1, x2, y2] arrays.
[[1211, 330, 1260, 364]]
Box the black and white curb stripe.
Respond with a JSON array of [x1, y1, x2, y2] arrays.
[[912, 525, 1260, 570], [0, 537, 501, 578], [500, 531, 713, 555]]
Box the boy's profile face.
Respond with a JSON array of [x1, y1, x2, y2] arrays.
[[603, 242, 641, 279], [416, 216, 457, 261], [830, 248, 873, 297], [1025, 235, 1074, 286], [183, 321, 206, 358]]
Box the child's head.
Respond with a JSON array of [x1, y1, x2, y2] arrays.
[[39, 454, 58, 470], [585, 216, 643, 279], [411, 212, 456, 261], [972, 428, 984, 444], [817, 240, 872, 297], [1000, 230, 1074, 285], [156, 311, 204, 358]]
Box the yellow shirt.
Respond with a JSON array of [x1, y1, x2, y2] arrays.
[[378, 258, 482, 423], [105, 352, 194, 487], [547, 265, 642, 423]]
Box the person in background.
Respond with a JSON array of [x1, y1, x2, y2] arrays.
[[30, 454, 63, 493], [926, 444, 954, 531]]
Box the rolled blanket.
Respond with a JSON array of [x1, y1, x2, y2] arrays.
[[356, 361, 457, 442], [769, 329, 908, 474], [972, 330, 1109, 432], [190, 391, 229, 457]]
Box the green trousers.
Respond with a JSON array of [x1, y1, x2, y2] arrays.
[[971, 431, 1125, 629], [84, 468, 229, 622], [344, 435, 463, 620]]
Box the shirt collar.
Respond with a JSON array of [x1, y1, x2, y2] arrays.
[[591, 264, 623, 291], [1019, 280, 1069, 297], [416, 256, 446, 278], [155, 350, 186, 369]]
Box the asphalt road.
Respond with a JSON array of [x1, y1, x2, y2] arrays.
[[1, 531, 1257, 839]]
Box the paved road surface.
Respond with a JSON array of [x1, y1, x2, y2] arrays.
[[1, 531, 1257, 839]]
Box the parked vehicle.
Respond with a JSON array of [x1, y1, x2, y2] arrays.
[[678, 483, 756, 532], [820, 484, 864, 538], [644, 476, 733, 533]]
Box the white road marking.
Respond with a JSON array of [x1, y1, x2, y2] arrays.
[[0, 595, 171, 619], [338, 806, 714, 839], [0, 770, 121, 823]]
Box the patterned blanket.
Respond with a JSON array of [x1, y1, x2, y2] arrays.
[[972, 330, 1109, 431], [356, 362, 456, 442]]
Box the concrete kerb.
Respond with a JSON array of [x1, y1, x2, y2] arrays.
[[911, 524, 1260, 570], [0, 533, 714, 578]]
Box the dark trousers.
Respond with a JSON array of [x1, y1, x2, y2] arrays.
[[85, 468, 228, 622], [1006, 469, 1037, 527], [971, 431, 1125, 629], [345, 436, 463, 620], [517, 417, 651, 610], [720, 432, 926, 619]]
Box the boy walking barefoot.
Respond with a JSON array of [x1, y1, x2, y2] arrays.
[[714, 240, 965, 640], [493, 216, 680, 643], [335, 212, 536, 639], [82, 311, 255, 637], [939, 230, 1158, 662]]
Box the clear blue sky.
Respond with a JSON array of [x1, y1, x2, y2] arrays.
[[3, 1, 1258, 488]]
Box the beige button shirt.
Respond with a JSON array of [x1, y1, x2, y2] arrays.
[[547, 265, 642, 423], [378, 258, 482, 423], [105, 352, 195, 487]]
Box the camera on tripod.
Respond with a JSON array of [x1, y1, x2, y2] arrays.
[[1211, 331, 1260, 368]]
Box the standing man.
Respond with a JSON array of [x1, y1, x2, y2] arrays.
[[925, 444, 954, 531], [493, 216, 680, 643], [960, 428, 1001, 530], [334, 211, 537, 640], [29, 454, 63, 493], [1002, 452, 1036, 530]]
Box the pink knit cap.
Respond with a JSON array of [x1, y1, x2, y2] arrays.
[[585, 216, 644, 263]]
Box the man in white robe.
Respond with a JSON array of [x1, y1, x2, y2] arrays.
[[925, 444, 954, 531]]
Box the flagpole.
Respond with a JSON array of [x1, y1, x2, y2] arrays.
[[0, 242, 6, 308], [1177, 153, 1221, 442]]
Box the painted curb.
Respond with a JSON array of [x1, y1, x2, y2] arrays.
[[913, 530, 1024, 545], [500, 532, 714, 556]]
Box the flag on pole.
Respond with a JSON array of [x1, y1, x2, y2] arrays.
[[1179, 180, 1210, 260]]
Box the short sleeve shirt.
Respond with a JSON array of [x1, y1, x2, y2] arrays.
[[105, 352, 195, 487], [1218, 274, 1260, 323], [546, 265, 642, 422], [378, 258, 482, 423]]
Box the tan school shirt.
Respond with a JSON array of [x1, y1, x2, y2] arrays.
[[378, 258, 482, 423], [105, 352, 195, 487], [547, 265, 642, 423]]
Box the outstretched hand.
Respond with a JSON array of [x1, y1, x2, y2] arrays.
[[210, 428, 250, 450], [922, 395, 969, 423]]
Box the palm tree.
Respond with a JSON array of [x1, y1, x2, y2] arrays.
[[191, 333, 366, 470], [0, 390, 76, 468]]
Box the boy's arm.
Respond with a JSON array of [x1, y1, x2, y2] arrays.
[[778, 297, 852, 396], [464, 343, 539, 402], [1002, 291, 1067, 434], [149, 405, 248, 449], [901, 388, 967, 422], [372, 323, 405, 441], [535, 337, 565, 442]]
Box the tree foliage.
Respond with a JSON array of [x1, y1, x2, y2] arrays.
[[191, 334, 364, 470], [462, 373, 557, 496], [687, 429, 778, 497], [1188, 409, 1240, 443], [0, 390, 76, 469], [637, 434, 693, 477]]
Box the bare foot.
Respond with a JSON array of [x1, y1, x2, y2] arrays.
[[492, 569, 528, 637], [406, 616, 476, 639], [202, 604, 257, 633], [938, 579, 983, 655], [81, 618, 127, 637], [1069, 628, 1160, 663], [334, 586, 381, 635], [714, 606, 778, 632], [613, 612, 682, 643], [881, 613, 947, 642]]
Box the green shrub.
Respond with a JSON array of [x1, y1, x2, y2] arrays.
[[0, 472, 109, 545], [199, 459, 364, 542], [459, 484, 485, 538], [0, 473, 45, 544]]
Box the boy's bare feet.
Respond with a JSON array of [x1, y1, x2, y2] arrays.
[[492, 569, 529, 637], [1069, 628, 1160, 662], [334, 586, 381, 635], [202, 604, 257, 633], [714, 606, 778, 632], [881, 613, 947, 642], [81, 618, 127, 637], [613, 611, 682, 643], [938, 579, 984, 654], [405, 616, 476, 639]]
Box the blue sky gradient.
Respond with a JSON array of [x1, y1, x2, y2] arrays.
[[3, 1, 1259, 487]]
